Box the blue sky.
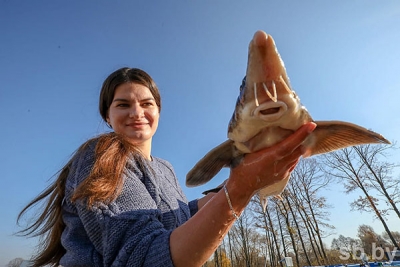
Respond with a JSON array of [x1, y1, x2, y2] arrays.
[[1, 1, 399, 265]]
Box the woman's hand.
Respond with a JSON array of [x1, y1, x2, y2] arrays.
[[226, 122, 316, 204], [170, 122, 316, 267]]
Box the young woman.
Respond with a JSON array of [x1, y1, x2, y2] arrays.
[[17, 67, 316, 267]]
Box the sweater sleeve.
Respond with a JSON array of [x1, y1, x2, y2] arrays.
[[188, 199, 198, 216], [62, 143, 176, 267]]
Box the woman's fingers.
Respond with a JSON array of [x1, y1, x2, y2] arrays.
[[229, 122, 316, 194], [273, 122, 316, 159], [275, 147, 302, 176], [243, 122, 316, 164], [270, 127, 314, 178]]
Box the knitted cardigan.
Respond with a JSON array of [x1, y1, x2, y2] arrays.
[[59, 140, 198, 267]]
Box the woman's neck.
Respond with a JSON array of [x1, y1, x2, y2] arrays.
[[133, 140, 152, 160]]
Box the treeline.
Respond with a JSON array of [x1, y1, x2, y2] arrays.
[[203, 143, 400, 267]]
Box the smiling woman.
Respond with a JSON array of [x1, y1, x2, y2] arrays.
[[16, 67, 315, 267], [105, 82, 160, 159]]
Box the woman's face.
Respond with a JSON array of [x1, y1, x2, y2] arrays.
[[107, 82, 160, 147]]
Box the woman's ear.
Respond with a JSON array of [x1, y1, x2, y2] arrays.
[[106, 116, 112, 128]]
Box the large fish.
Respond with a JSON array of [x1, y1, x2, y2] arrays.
[[186, 30, 390, 211]]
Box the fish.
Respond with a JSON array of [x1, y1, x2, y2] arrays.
[[185, 30, 391, 211]]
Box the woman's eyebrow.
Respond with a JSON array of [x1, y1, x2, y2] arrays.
[[112, 98, 129, 103], [140, 97, 155, 102], [113, 97, 155, 102]]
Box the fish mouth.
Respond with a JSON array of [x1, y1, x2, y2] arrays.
[[251, 76, 292, 105], [253, 100, 287, 121]]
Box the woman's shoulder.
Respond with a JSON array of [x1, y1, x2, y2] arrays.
[[148, 157, 179, 181], [73, 132, 116, 160], [151, 156, 176, 172], [72, 134, 102, 163], [152, 157, 173, 168], [67, 133, 113, 183]]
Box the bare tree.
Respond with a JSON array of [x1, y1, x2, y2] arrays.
[[290, 158, 334, 263], [226, 230, 235, 267], [236, 212, 252, 267], [277, 198, 301, 267], [287, 182, 323, 265], [323, 145, 399, 247], [228, 208, 264, 267], [282, 190, 312, 267], [352, 144, 400, 219], [251, 195, 284, 267]]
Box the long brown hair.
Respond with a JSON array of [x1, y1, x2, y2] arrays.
[[16, 67, 162, 267]]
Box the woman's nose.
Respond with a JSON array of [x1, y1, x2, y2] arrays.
[[129, 105, 144, 118]]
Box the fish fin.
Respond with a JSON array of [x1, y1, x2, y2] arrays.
[[260, 195, 282, 212], [257, 173, 290, 212], [306, 121, 391, 156], [202, 186, 222, 195], [186, 140, 235, 187], [261, 197, 268, 212], [202, 179, 228, 195]]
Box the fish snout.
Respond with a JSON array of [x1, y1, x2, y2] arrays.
[[252, 30, 273, 47], [253, 101, 287, 121]]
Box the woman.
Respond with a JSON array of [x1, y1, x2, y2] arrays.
[[17, 67, 316, 267]]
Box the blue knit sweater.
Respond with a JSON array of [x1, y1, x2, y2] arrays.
[[59, 140, 198, 267]]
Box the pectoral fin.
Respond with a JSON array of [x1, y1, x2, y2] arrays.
[[202, 179, 228, 195], [186, 140, 236, 187], [306, 121, 391, 156], [202, 186, 223, 195]]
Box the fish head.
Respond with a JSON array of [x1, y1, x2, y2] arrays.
[[187, 30, 390, 209], [228, 30, 312, 153]]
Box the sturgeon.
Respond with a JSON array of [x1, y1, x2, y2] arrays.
[[186, 30, 390, 211]]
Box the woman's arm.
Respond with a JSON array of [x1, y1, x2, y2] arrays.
[[196, 192, 216, 210], [170, 122, 316, 266]]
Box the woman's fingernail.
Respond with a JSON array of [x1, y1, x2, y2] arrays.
[[307, 122, 317, 133]]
